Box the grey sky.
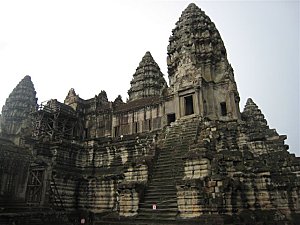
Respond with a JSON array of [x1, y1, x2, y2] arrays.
[[0, 0, 299, 155]]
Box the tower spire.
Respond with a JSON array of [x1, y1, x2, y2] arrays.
[[166, 3, 240, 120], [167, 3, 228, 87], [242, 98, 268, 128], [0, 75, 37, 142], [128, 51, 166, 101]]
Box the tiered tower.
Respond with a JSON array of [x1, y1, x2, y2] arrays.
[[167, 3, 240, 120], [0, 75, 37, 144], [128, 51, 166, 101]]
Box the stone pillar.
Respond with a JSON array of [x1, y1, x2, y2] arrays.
[[194, 87, 201, 116], [200, 90, 205, 117], [207, 83, 216, 119], [174, 93, 180, 119], [229, 91, 238, 120]]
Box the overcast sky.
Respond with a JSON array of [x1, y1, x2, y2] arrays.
[[0, 0, 299, 155]]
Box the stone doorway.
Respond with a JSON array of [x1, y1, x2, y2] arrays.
[[184, 95, 194, 116]]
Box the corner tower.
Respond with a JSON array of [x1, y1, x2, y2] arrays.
[[0, 75, 38, 144], [167, 3, 240, 120], [128, 51, 166, 102]]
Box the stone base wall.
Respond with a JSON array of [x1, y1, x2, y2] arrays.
[[183, 158, 211, 180], [177, 186, 201, 218], [51, 176, 78, 210], [77, 179, 116, 213], [119, 188, 139, 217], [0, 140, 31, 205], [174, 118, 300, 221], [47, 134, 156, 215]]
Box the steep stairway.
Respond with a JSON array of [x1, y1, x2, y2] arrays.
[[137, 116, 200, 221]]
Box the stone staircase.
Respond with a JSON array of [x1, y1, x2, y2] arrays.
[[136, 116, 200, 222]]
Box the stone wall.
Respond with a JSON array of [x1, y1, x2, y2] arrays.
[[36, 133, 157, 215], [175, 118, 300, 221], [0, 139, 31, 205]]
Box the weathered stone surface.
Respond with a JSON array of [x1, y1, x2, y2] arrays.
[[0, 3, 299, 225]]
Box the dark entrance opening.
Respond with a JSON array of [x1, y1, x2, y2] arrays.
[[185, 95, 194, 116], [148, 119, 152, 131], [114, 126, 120, 137], [84, 128, 88, 139], [220, 102, 227, 116], [167, 113, 176, 125]]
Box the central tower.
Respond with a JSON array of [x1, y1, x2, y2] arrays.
[[167, 3, 240, 120]]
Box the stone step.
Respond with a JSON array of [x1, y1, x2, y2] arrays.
[[139, 205, 178, 212], [156, 154, 184, 160], [149, 171, 179, 179], [149, 175, 182, 183], [152, 167, 179, 174], [138, 212, 178, 219], [167, 132, 197, 136], [153, 160, 183, 167], [148, 180, 175, 186], [165, 138, 193, 143], [152, 165, 182, 173], [155, 157, 183, 163], [145, 186, 176, 193], [94, 220, 154, 225], [147, 184, 176, 191], [139, 206, 177, 213], [155, 155, 183, 162], [142, 199, 177, 206], [139, 201, 177, 209], [154, 161, 183, 169], [137, 210, 178, 220], [155, 157, 181, 163], [95, 215, 225, 225], [151, 167, 182, 175], [165, 132, 196, 138], [154, 162, 181, 167], [146, 182, 177, 189], [150, 176, 180, 183], [154, 160, 183, 166], [143, 189, 177, 197], [147, 183, 177, 190], [143, 193, 177, 201], [95, 216, 182, 225], [148, 183, 177, 189], [163, 144, 190, 150], [146, 184, 176, 191]]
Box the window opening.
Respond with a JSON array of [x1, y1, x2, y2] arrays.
[[148, 119, 152, 131], [167, 114, 176, 125], [114, 126, 120, 137], [220, 102, 227, 116]]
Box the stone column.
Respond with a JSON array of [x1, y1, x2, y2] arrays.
[[229, 91, 240, 120], [194, 86, 201, 116], [207, 83, 216, 119], [174, 93, 181, 119]]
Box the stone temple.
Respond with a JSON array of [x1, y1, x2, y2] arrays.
[[0, 3, 299, 225]]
